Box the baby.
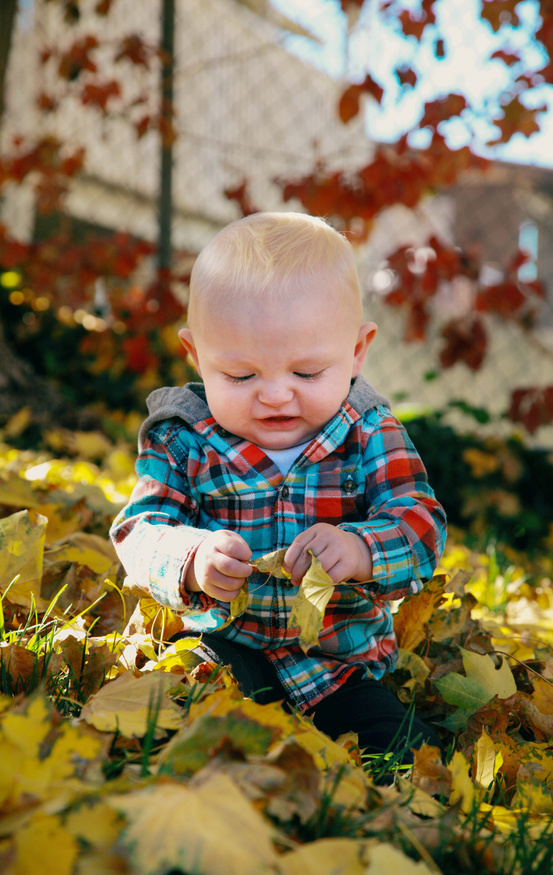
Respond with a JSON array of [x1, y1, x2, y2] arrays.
[[111, 212, 447, 760]]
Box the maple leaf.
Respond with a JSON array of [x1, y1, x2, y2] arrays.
[[80, 669, 184, 736], [111, 775, 280, 875], [58, 36, 99, 80], [114, 34, 153, 68], [338, 74, 384, 123], [418, 93, 469, 130], [439, 316, 488, 371], [279, 836, 368, 875], [434, 648, 516, 717], [508, 385, 553, 433], [394, 574, 448, 652], [0, 509, 49, 610], [491, 48, 522, 66], [411, 744, 452, 799], [224, 179, 259, 216], [80, 79, 122, 111], [398, 0, 436, 40], [488, 95, 547, 144], [395, 66, 418, 88], [481, 0, 522, 32], [288, 552, 336, 654]]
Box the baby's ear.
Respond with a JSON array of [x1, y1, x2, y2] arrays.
[[352, 322, 378, 376], [178, 328, 201, 372]]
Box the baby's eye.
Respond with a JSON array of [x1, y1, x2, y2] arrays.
[[225, 373, 254, 383], [295, 371, 323, 381]]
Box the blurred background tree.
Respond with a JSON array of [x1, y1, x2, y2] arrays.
[[1, 0, 553, 450]]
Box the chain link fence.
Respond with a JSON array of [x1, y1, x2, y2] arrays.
[[2, 0, 553, 444]]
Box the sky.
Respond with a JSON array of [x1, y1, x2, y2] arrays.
[[271, 0, 553, 168]]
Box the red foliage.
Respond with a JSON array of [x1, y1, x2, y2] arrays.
[[508, 386, 553, 433], [80, 79, 122, 111], [419, 94, 469, 130], [224, 180, 259, 217], [338, 74, 384, 123], [58, 36, 99, 80], [488, 94, 548, 144], [397, 0, 436, 40], [396, 66, 418, 88], [439, 316, 488, 371], [481, 0, 522, 32]]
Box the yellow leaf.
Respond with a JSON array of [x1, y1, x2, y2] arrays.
[[251, 547, 291, 579], [13, 812, 79, 875], [80, 669, 184, 737], [279, 837, 367, 875], [365, 842, 436, 874], [45, 532, 117, 575], [126, 596, 184, 642], [474, 729, 503, 790], [217, 581, 250, 631], [148, 636, 203, 673], [64, 798, 123, 850], [2, 406, 32, 440], [0, 509, 48, 609], [530, 676, 553, 715], [0, 694, 106, 812], [289, 552, 335, 653], [0, 475, 41, 509], [460, 648, 517, 700], [410, 744, 452, 800], [187, 685, 353, 771], [448, 751, 476, 813], [394, 575, 447, 652], [396, 776, 446, 818], [111, 774, 279, 875]]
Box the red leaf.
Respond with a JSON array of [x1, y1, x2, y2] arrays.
[[398, 0, 436, 40], [488, 95, 547, 144], [439, 317, 487, 371], [396, 66, 418, 87], [491, 49, 522, 66], [481, 0, 522, 32], [58, 36, 99, 80], [476, 280, 526, 317], [95, 0, 113, 13], [80, 79, 121, 111], [114, 35, 152, 69], [508, 386, 553, 433], [224, 180, 259, 217], [419, 93, 468, 129], [122, 335, 157, 373], [338, 74, 383, 123]]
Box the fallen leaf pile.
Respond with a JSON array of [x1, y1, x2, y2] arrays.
[[1, 424, 553, 874]]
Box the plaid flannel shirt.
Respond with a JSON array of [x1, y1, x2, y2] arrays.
[[110, 376, 446, 710]]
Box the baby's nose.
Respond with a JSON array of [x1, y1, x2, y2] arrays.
[[258, 380, 293, 405]]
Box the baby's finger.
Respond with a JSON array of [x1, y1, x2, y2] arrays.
[[214, 550, 252, 580]]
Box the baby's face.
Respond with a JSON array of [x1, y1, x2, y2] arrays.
[[179, 289, 376, 450]]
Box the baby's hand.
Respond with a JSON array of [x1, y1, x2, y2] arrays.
[[187, 530, 252, 602], [284, 523, 373, 587]]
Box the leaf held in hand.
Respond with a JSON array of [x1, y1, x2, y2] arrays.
[[289, 552, 336, 654], [251, 548, 291, 580]]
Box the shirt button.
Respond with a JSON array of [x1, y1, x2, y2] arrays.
[[281, 485, 290, 499], [343, 478, 356, 494]]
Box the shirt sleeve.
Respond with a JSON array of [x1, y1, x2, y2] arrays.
[[109, 422, 214, 613], [338, 408, 447, 600]]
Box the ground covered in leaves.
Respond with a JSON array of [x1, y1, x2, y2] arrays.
[[1, 418, 553, 875]]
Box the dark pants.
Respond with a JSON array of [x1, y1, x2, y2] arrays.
[[175, 633, 443, 763]]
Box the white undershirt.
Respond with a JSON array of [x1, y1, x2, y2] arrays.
[[260, 440, 311, 475]]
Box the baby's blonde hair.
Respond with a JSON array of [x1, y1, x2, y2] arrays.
[[188, 212, 363, 328]]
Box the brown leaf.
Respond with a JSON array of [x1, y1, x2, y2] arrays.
[[411, 744, 452, 799], [394, 574, 448, 651]]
